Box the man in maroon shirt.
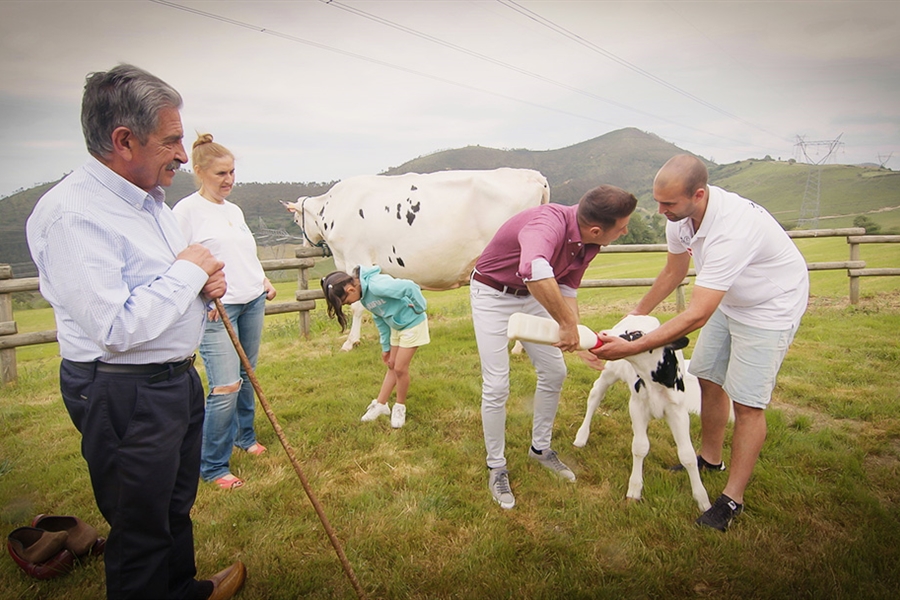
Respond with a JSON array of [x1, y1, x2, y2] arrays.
[[470, 185, 636, 509]]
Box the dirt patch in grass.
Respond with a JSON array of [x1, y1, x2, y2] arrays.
[[808, 289, 900, 310], [775, 400, 867, 434]]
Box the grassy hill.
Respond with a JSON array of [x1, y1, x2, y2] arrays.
[[2, 128, 898, 277], [0, 181, 60, 277], [384, 127, 710, 207], [709, 159, 900, 231]]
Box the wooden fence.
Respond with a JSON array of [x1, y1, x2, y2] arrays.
[[2, 227, 898, 385]]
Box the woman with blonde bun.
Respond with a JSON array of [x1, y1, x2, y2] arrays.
[[173, 133, 276, 490]]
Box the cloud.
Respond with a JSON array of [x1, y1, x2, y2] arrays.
[[1, 0, 899, 197]]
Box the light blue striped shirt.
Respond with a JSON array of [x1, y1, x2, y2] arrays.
[[26, 158, 209, 364]]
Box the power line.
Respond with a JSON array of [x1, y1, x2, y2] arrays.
[[496, 0, 789, 144], [148, 0, 623, 129], [319, 0, 767, 150], [150, 0, 781, 157]]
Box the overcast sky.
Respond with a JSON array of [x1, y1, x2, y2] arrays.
[[1, 0, 898, 198]]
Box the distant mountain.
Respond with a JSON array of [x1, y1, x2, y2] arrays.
[[0, 180, 59, 278], [3, 127, 898, 278], [383, 127, 708, 207]]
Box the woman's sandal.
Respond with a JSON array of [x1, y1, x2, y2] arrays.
[[245, 443, 267, 456], [214, 474, 244, 490]]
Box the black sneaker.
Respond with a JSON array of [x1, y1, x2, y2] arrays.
[[669, 454, 726, 472], [696, 494, 743, 531]]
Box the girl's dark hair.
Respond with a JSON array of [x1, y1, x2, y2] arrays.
[[321, 269, 356, 331]]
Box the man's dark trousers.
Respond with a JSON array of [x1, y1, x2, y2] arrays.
[[60, 360, 207, 599]]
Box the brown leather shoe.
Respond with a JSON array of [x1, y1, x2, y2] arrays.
[[31, 514, 105, 557], [6, 527, 76, 580], [206, 561, 246, 600], [8, 527, 68, 563]]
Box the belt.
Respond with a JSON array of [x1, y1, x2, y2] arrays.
[[65, 355, 196, 384], [472, 272, 530, 297]]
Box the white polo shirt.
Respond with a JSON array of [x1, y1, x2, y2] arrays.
[[667, 186, 809, 329]]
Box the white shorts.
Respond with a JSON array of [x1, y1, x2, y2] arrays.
[[390, 318, 430, 349], [688, 308, 798, 409]]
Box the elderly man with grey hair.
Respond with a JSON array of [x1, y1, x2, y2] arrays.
[[27, 64, 244, 599]]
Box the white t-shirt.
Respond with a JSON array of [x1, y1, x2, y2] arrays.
[[667, 186, 809, 329], [172, 192, 266, 305]]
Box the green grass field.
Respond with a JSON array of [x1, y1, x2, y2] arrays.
[[2, 239, 900, 599]]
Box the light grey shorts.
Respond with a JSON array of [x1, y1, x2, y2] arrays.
[[688, 308, 798, 409]]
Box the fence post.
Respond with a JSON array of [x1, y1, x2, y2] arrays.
[[0, 265, 17, 385], [298, 252, 311, 338], [849, 237, 861, 305]]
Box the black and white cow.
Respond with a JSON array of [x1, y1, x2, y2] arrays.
[[284, 168, 549, 350], [573, 315, 711, 512]]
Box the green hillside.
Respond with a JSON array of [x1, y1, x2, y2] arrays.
[[2, 128, 898, 278], [0, 181, 59, 275], [710, 159, 900, 231], [147, 172, 336, 232], [0, 172, 334, 277], [384, 127, 713, 207]]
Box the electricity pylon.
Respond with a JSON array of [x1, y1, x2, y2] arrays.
[[795, 134, 843, 229]]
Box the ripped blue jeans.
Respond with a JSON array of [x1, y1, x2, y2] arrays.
[[198, 292, 266, 481]]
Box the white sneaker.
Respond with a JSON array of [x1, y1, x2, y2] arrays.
[[360, 399, 390, 422], [391, 403, 406, 428], [489, 467, 515, 509]]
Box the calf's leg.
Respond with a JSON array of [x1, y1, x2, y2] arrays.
[[665, 406, 711, 511], [626, 398, 651, 502], [573, 365, 626, 448]]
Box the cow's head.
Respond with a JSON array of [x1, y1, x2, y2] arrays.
[[282, 197, 325, 246]]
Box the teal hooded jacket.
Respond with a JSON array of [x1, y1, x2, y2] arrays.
[[358, 265, 428, 351]]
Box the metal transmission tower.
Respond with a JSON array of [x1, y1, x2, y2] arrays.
[[795, 134, 843, 229]]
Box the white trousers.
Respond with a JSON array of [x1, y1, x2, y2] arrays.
[[470, 279, 567, 469]]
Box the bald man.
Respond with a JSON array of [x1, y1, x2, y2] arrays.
[[590, 154, 809, 531]]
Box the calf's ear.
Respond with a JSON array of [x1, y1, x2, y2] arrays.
[[666, 336, 690, 351]]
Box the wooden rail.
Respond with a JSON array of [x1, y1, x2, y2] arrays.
[[2, 227, 897, 385]]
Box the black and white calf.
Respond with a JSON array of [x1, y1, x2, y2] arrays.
[[573, 315, 711, 512]]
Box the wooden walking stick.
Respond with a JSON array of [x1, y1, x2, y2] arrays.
[[213, 299, 367, 600]]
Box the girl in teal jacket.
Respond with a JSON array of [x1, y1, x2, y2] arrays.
[[321, 265, 430, 428]]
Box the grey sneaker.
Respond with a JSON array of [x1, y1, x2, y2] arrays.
[[391, 403, 406, 428], [696, 494, 743, 531], [360, 399, 390, 422], [528, 448, 576, 482], [488, 468, 515, 509]]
